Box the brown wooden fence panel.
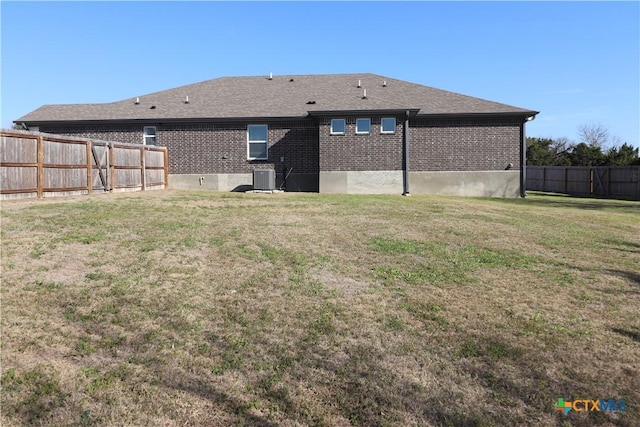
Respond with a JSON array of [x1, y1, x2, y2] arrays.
[[566, 167, 591, 196], [0, 135, 38, 197], [1, 130, 168, 200], [527, 165, 640, 200], [145, 149, 166, 187], [607, 167, 639, 199], [112, 145, 142, 189]]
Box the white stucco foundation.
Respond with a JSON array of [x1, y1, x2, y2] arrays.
[[169, 174, 252, 191], [319, 170, 521, 197], [171, 170, 521, 197]]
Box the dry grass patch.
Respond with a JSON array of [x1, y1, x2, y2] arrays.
[[1, 190, 638, 426]]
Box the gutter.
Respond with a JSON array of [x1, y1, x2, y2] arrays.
[[308, 108, 421, 117], [415, 111, 538, 120], [17, 116, 316, 127]]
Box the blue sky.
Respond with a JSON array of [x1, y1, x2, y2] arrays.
[[2, 1, 638, 148]]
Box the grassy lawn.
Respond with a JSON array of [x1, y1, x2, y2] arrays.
[[1, 190, 638, 426]]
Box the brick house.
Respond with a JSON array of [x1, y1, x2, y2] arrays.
[[15, 73, 538, 196]]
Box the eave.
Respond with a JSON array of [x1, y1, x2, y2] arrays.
[[308, 108, 421, 117], [415, 111, 539, 121]]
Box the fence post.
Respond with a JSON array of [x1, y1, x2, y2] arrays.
[[109, 143, 115, 191], [140, 146, 146, 191], [105, 143, 110, 191], [36, 136, 44, 198], [163, 148, 169, 188], [589, 168, 594, 197], [86, 140, 93, 195]]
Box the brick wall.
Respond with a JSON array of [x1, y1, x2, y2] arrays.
[[319, 116, 404, 171], [39, 124, 141, 145], [40, 121, 320, 175], [409, 117, 522, 171], [40, 116, 523, 176]]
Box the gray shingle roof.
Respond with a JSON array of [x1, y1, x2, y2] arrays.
[[16, 73, 537, 123]]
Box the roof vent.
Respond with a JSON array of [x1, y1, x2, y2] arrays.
[[135, 97, 140, 104], [306, 101, 316, 104], [150, 105, 156, 109], [268, 72, 273, 80], [289, 78, 294, 82], [382, 81, 387, 87], [184, 95, 189, 104], [362, 89, 367, 99], [357, 79, 361, 88]]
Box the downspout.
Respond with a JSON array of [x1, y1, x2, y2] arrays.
[[403, 110, 410, 196], [520, 120, 526, 197], [520, 115, 535, 198]]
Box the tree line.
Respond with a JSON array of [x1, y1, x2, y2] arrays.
[[527, 123, 640, 166]]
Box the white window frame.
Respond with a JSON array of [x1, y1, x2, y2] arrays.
[[356, 118, 371, 135], [381, 117, 396, 134], [247, 124, 268, 160], [143, 126, 157, 145], [330, 119, 346, 135]]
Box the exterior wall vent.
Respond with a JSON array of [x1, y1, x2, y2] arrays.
[[253, 169, 275, 191]]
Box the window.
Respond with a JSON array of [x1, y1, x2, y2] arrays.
[[143, 126, 157, 145], [247, 125, 268, 160], [381, 117, 396, 134], [356, 118, 371, 134], [330, 119, 345, 135]]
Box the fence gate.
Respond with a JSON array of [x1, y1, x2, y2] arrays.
[[91, 144, 110, 191]]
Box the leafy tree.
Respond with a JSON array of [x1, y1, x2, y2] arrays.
[[569, 142, 606, 166], [606, 143, 640, 166], [526, 137, 571, 166], [526, 137, 554, 166]]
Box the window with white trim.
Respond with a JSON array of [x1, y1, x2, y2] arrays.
[[143, 126, 157, 145], [247, 124, 268, 160], [356, 118, 371, 134], [381, 117, 396, 134], [330, 119, 346, 135]]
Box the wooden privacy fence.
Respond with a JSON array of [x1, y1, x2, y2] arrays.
[[1, 130, 168, 200], [526, 165, 640, 200]]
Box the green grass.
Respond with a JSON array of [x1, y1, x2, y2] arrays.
[[1, 190, 638, 426]]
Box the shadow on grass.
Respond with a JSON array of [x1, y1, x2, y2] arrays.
[[159, 339, 505, 426], [607, 269, 640, 286], [612, 328, 640, 343], [603, 238, 640, 254], [456, 333, 637, 427], [161, 373, 281, 427], [491, 192, 640, 212]]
